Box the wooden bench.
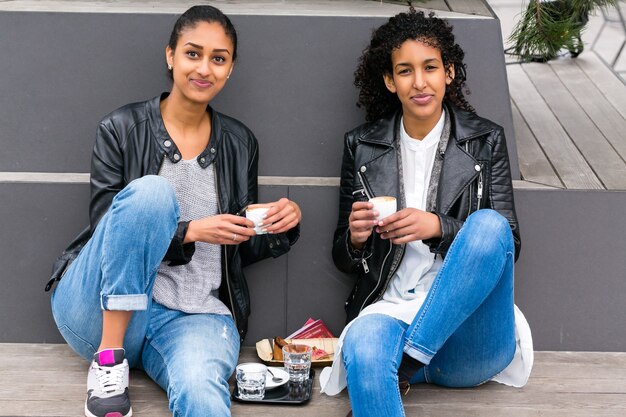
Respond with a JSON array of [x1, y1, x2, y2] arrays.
[[2, 343, 626, 416]]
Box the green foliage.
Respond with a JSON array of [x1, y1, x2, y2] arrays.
[[372, 0, 427, 5], [508, 0, 617, 62]]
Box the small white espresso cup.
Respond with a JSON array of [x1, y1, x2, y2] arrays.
[[246, 205, 270, 234], [369, 196, 397, 221]]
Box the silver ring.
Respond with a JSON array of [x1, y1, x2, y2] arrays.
[[232, 233, 237, 241]]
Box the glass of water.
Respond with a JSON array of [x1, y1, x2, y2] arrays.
[[282, 344, 312, 383], [236, 363, 267, 400]]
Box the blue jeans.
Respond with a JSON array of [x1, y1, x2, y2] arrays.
[[51, 176, 240, 417], [342, 210, 516, 417]]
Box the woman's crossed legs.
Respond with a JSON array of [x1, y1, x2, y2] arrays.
[[343, 210, 517, 417]]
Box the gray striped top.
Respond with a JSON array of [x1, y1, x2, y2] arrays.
[[153, 157, 231, 315]]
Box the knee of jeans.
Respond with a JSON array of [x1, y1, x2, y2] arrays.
[[169, 368, 230, 417], [122, 176, 178, 218], [466, 209, 513, 251], [343, 317, 400, 377]]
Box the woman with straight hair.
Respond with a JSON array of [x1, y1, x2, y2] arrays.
[[47, 5, 301, 417]]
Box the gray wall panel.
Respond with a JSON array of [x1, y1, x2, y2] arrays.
[[0, 183, 89, 343], [2, 183, 626, 351], [0, 11, 519, 178], [284, 187, 354, 338], [241, 186, 289, 346], [514, 189, 626, 352]]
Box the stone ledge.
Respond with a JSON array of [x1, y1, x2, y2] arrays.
[[0, 0, 492, 18]]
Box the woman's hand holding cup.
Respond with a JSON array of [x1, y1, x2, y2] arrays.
[[251, 198, 301, 234], [348, 201, 379, 250], [376, 208, 441, 244], [350, 196, 404, 249], [185, 214, 256, 245]]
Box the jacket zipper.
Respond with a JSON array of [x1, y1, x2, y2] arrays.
[[356, 170, 373, 200], [465, 142, 473, 216], [465, 142, 484, 214], [359, 239, 393, 312], [371, 243, 406, 305], [214, 161, 239, 336], [356, 169, 375, 273], [477, 164, 484, 209]]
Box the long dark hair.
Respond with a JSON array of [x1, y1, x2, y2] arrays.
[[355, 8, 474, 121]]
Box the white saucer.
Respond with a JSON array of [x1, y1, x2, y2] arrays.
[[265, 367, 289, 390]]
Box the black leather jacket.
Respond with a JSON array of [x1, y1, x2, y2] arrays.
[[47, 93, 299, 341], [333, 102, 520, 323]]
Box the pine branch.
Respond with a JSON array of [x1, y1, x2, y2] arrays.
[[507, 0, 618, 62]]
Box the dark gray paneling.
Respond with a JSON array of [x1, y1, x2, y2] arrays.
[[0, 12, 519, 178], [513, 189, 626, 352], [284, 187, 355, 338], [242, 186, 288, 346], [0, 183, 289, 344], [3, 183, 626, 350], [0, 183, 89, 343]]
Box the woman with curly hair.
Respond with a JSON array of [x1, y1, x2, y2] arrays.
[[320, 8, 533, 417]]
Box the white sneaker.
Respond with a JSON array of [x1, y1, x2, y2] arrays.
[[85, 349, 132, 417]]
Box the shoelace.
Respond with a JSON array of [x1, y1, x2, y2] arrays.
[[94, 363, 126, 394]]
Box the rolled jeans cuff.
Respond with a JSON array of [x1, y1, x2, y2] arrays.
[[403, 343, 434, 365], [100, 292, 148, 311]]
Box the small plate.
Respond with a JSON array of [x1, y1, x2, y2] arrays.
[[265, 367, 289, 390]]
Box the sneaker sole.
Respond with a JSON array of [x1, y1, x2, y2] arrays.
[[84, 403, 133, 417]]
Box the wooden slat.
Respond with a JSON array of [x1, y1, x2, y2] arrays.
[[445, 0, 492, 16], [549, 58, 626, 171], [507, 64, 603, 189], [522, 62, 626, 190], [3, 344, 626, 416], [511, 100, 564, 188], [576, 53, 626, 120]]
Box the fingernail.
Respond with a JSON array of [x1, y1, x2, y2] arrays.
[[257, 222, 264, 227], [262, 215, 267, 219]]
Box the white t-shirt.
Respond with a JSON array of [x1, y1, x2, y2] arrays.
[[320, 112, 533, 395]]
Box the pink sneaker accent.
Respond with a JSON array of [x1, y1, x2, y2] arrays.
[[98, 349, 116, 366]]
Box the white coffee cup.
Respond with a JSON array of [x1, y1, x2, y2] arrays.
[[246, 205, 270, 234], [369, 196, 397, 221]]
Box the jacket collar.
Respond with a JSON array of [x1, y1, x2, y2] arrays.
[[147, 93, 222, 169], [445, 101, 494, 143], [438, 102, 491, 213], [357, 101, 494, 147], [356, 101, 492, 215]]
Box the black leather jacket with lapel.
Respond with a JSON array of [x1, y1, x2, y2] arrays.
[[332, 101, 521, 323], [46, 93, 300, 341]]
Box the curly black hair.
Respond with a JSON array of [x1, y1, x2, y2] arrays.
[[355, 8, 474, 121]]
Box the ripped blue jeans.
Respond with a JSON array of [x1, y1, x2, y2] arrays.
[[342, 209, 516, 417], [51, 176, 240, 417]]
